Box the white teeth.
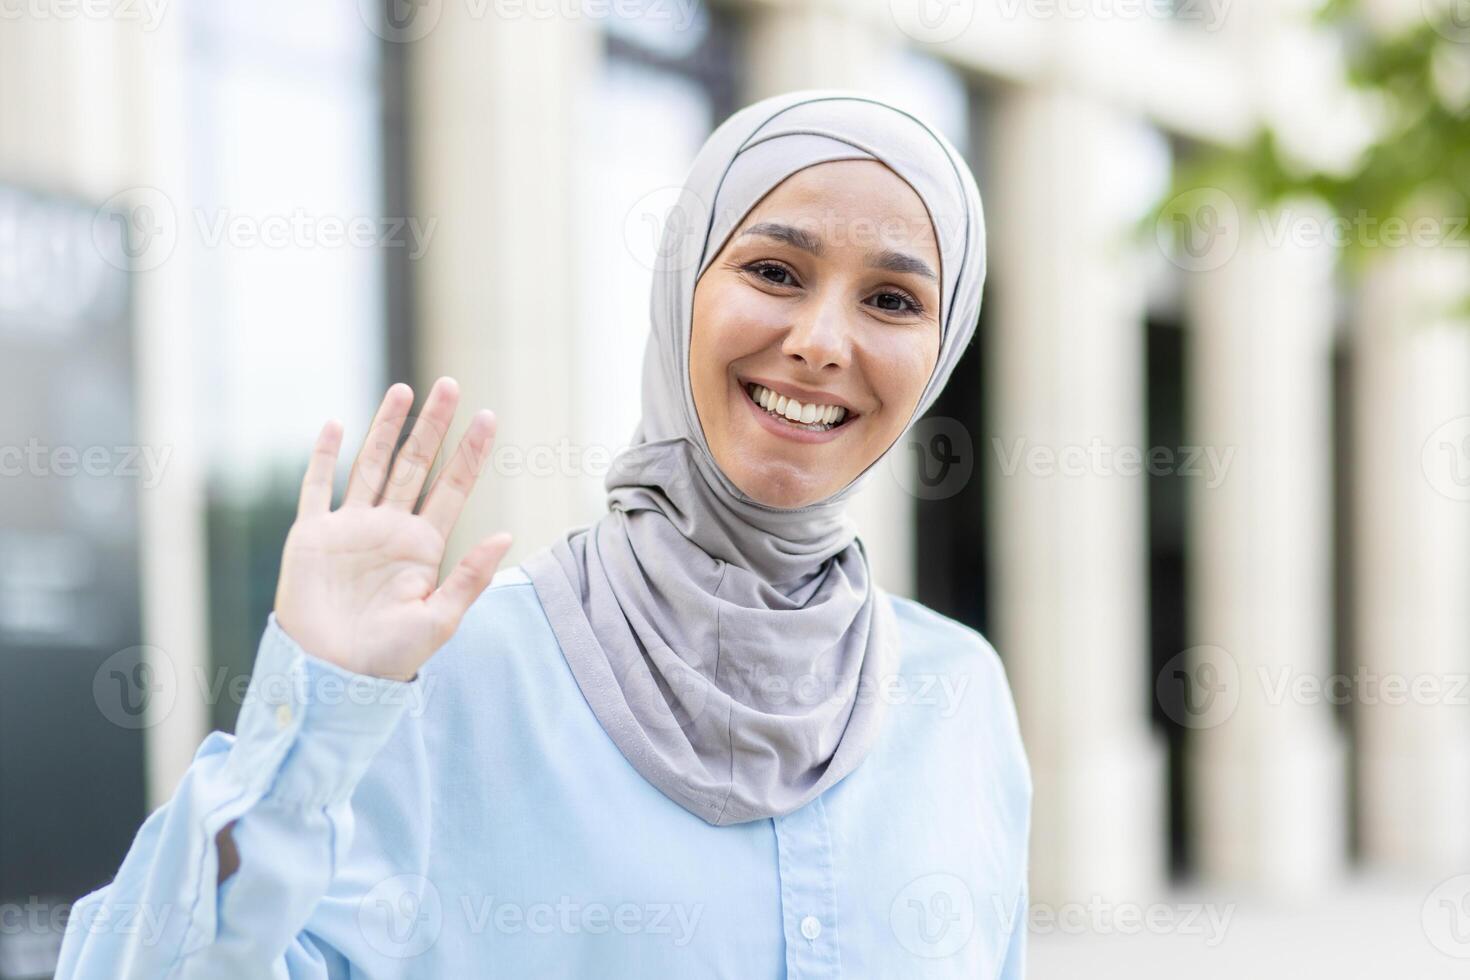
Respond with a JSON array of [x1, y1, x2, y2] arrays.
[[747, 384, 848, 430]]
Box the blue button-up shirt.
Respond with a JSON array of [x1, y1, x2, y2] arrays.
[[55, 566, 1031, 978]]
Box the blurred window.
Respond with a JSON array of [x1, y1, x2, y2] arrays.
[[0, 187, 145, 976], [569, 6, 742, 518], [899, 57, 992, 634], [183, 0, 401, 730]]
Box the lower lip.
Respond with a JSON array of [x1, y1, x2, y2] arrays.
[[739, 384, 854, 444]]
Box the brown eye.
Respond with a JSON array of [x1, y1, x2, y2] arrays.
[[869, 288, 924, 317], [744, 260, 797, 287]]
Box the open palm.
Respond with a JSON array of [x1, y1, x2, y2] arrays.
[[274, 378, 512, 681]]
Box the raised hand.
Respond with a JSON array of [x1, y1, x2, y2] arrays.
[[273, 378, 512, 681]]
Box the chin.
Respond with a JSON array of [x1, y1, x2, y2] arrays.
[[727, 456, 834, 509]]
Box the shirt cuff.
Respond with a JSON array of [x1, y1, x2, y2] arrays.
[[224, 613, 420, 807]]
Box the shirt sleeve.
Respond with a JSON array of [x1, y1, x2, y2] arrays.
[[54, 613, 419, 979]]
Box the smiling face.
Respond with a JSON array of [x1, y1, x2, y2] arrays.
[[690, 159, 943, 509]]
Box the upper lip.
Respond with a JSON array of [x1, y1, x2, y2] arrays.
[[741, 376, 859, 415]]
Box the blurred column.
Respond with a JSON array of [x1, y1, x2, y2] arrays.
[[743, 3, 918, 596], [1182, 197, 1347, 892], [123, 7, 211, 811], [0, 14, 210, 807], [744, 3, 887, 101], [1353, 225, 1470, 870], [987, 86, 1165, 904], [406, 8, 599, 567]]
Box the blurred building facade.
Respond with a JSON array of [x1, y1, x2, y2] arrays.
[[2, 0, 1468, 976]]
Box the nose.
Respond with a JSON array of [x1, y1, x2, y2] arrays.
[[780, 295, 851, 372]]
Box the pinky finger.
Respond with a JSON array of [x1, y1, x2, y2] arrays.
[[427, 531, 514, 634], [297, 419, 344, 518]]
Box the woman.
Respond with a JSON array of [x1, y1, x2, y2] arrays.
[[57, 89, 1030, 979]]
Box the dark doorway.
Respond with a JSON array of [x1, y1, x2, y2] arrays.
[[1145, 316, 1191, 880]]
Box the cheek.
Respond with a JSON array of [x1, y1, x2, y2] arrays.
[[691, 280, 765, 438], [693, 280, 788, 373], [861, 330, 940, 420]]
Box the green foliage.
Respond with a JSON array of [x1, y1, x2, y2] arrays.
[[1162, 0, 1470, 273]]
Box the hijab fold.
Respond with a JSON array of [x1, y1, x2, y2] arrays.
[[523, 90, 987, 826]]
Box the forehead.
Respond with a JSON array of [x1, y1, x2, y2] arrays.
[[736, 160, 939, 258]]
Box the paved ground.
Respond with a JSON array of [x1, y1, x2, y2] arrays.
[[1029, 873, 1470, 979]]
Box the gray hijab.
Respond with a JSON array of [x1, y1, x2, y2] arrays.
[[523, 89, 986, 826]]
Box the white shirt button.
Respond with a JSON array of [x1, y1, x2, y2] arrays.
[[275, 703, 293, 729], [800, 915, 822, 941]]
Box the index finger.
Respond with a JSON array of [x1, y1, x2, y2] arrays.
[[297, 419, 343, 518]]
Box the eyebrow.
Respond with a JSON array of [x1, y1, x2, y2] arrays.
[[737, 221, 938, 282]]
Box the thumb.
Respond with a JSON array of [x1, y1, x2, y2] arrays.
[[427, 531, 514, 636]]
